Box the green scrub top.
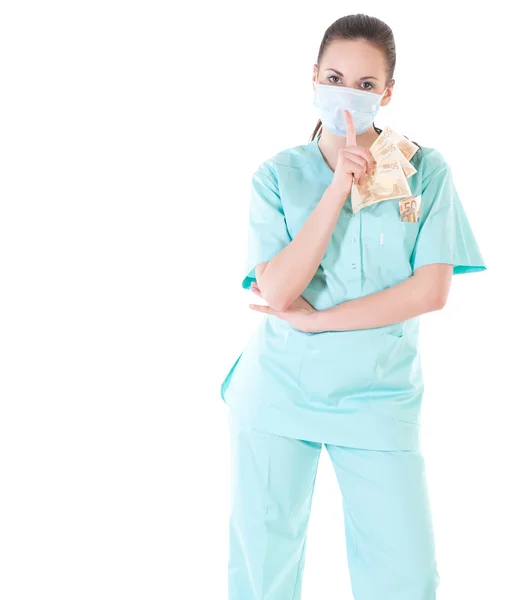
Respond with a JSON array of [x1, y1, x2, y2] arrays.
[[220, 135, 487, 450]]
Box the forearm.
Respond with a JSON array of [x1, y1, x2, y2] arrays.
[[310, 266, 450, 332], [258, 184, 347, 311]]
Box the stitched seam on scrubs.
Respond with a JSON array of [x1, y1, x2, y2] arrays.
[[421, 152, 450, 185], [290, 449, 320, 600], [291, 531, 307, 599], [370, 339, 385, 392], [260, 162, 282, 198], [295, 337, 309, 390]]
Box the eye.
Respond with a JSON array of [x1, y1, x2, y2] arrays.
[[327, 75, 342, 84], [361, 81, 375, 90]]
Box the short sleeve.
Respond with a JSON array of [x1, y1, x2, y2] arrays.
[[241, 161, 292, 290], [410, 151, 487, 275]]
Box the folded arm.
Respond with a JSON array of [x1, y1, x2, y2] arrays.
[[250, 263, 453, 332], [310, 263, 453, 332]]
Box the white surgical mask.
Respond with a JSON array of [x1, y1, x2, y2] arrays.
[[313, 82, 387, 136]]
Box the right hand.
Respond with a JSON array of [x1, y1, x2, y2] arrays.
[[330, 110, 375, 199]]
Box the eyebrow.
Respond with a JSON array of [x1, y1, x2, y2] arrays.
[[325, 68, 379, 81]]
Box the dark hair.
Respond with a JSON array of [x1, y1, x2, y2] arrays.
[[310, 13, 419, 149]]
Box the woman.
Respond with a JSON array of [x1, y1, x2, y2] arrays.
[[220, 13, 486, 600]]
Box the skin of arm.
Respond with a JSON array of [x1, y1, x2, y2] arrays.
[[309, 263, 453, 332], [250, 263, 453, 332], [255, 184, 348, 312]]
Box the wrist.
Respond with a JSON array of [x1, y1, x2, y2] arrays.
[[308, 308, 329, 333], [310, 305, 345, 333], [327, 182, 349, 207]]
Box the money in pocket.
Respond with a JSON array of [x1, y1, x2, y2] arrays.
[[399, 195, 422, 222]]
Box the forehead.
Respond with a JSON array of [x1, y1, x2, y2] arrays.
[[320, 39, 387, 76]]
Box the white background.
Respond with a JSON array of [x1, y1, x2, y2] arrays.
[[0, 1, 503, 599]]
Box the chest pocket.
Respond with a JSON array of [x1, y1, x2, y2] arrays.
[[362, 198, 421, 285]]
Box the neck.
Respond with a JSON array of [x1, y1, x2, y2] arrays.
[[317, 125, 381, 171]]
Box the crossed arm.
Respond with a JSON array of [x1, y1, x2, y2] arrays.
[[252, 261, 453, 333], [251, 181, 453, 333]]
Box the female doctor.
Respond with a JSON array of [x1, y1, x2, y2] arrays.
[[220, 13, 486, 600]]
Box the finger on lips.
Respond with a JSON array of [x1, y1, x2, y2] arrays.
[[344, 111, 376, 184], [344, 110, 357, 147]]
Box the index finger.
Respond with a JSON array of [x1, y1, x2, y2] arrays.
[[345, 110, 356, 147]]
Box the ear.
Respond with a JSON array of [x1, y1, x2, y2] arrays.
[[381, 82, 394, 107], [312, 64, 319, 90]]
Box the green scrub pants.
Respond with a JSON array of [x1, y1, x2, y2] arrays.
[[227, 409, 440, 600]]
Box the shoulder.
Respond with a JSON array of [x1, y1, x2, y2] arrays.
[[411, 144, 457, 211], [411, 144, 452, 180], [254, 140, 318, 179]]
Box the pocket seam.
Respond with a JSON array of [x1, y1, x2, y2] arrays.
[[385, 331, 404, 340]]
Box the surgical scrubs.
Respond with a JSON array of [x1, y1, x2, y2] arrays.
[[220, 135, 486, 599]]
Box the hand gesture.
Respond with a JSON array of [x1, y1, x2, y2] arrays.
[[330, 110, 375, 198]]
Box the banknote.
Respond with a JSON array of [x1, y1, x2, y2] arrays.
[[373, 140, 417, 179], [351, 157, 413, 212], [370, 126, 419, 162], [351, 127, 419, 213], [397, 150, 417, 179], [399, 195, 422, 222]]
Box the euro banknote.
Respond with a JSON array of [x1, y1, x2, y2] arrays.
[[399, 195, 422, 222], [351, 127, 420, 213]]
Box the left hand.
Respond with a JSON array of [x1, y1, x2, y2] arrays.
[[249, 282, 317, 332]]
